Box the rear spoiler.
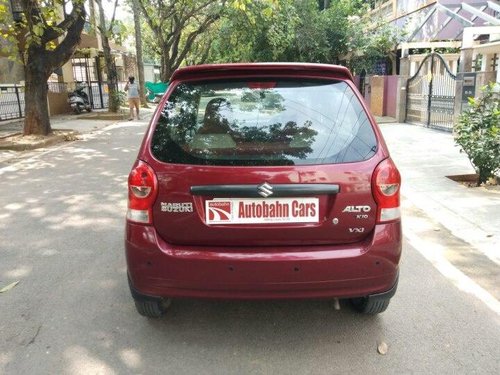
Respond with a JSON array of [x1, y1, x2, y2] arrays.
[[170, 63, 354, 82]]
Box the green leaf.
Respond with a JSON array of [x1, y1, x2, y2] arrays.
[[33, 24, 44, 37], [262, 7, 273, 18]]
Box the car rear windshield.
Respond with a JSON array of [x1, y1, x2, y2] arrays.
[[151, 79, 377, 166]]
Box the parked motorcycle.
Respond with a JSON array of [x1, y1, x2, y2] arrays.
[[68, 82, 92, 114]]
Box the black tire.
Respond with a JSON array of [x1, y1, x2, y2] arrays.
[[350, 296, 391, 314], [86, 106, 92, 112], [134, 298, 172, 318], [74, 104, 82, 114]]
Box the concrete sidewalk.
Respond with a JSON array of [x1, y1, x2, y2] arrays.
[[0, 111, 112, 139], [0, 107, 157, 138], [0, 107, 156, 163], [380, 123, 500, 264]]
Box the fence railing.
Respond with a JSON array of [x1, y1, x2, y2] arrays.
[[48, 82, 68, 93], [87, 81, 127, 109], [0, 82, 65, 122], [1, 81, 128, 121], [0, 84, 25, 121]]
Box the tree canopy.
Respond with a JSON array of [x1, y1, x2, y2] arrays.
[[137, 0, 226, 81], [137, 0, 403, 79], [0, 0, 403, 135]]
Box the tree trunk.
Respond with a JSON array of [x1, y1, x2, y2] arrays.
[[132, 0, 148, 107], [89, 0, 97, 37], [24, 74, 51, 136], [160, 52, 171, 82], [96, 0, 120, 113], [102, 43, 119, 112], [319, 0, 330, 10], [478, 167, 489, 186], [23, 50, 51, 136], [18, 1, 86, 136]]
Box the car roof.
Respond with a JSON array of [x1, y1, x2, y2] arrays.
[[170, 63, 354, 82]]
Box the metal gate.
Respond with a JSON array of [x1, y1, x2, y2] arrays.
[[71, 57, 107, 109], [405, 53, 457, 131]]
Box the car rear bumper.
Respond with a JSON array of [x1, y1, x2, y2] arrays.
[[125, 222, 402, 300]]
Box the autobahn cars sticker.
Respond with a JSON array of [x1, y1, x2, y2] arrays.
[[206, 198, 319, 224]]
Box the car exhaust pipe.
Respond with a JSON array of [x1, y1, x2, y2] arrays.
[[333, 298, 341, 310]]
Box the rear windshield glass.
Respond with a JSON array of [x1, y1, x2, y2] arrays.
[[151, 79, 377, 166]]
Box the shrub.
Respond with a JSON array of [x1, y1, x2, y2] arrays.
[[110, 90, 127, 108], [455, 83, 500, 186]]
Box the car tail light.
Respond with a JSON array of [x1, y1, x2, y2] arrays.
[[127, 160, 158, 224], [372, 158, 401, 223]]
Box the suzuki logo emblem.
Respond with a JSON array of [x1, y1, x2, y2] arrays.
[[257, 182, 273, 198]]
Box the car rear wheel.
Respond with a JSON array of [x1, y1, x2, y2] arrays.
[[350, 296, 391, 314], [350, 276, 398, 314], [134, 298, 172, 318], [128, 276, 172, 318]]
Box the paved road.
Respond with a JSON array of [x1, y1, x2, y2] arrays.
[[0, 120, 499, 374]]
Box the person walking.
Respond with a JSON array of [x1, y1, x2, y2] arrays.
[[125, 76, 140, 120]]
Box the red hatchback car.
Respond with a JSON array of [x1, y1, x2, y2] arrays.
[[126, 63, 402, 318]]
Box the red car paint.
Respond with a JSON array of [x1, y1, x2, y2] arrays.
[[126, 63, 401, 306]]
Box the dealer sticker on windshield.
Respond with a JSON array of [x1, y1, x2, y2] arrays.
[[205, 198, 319, 225]]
